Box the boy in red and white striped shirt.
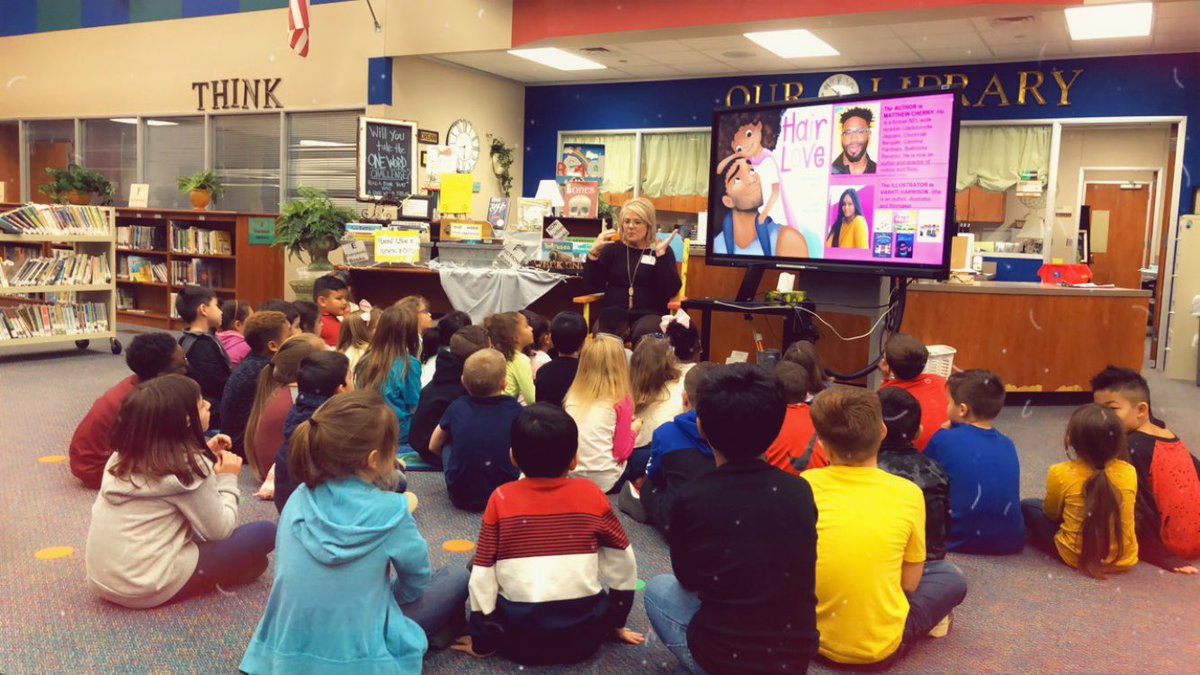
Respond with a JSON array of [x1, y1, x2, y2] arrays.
[[453, 403, 643, 665]]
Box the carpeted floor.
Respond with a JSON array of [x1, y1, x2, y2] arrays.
[[2, 331, 1199, 674]]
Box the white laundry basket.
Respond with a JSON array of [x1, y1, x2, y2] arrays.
[[923, 345, 957, 378]]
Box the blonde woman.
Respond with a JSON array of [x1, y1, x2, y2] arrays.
[[564, 335, 646, 494], [583, 197, 682, 322]]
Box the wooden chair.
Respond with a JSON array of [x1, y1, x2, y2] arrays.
[[573, 236, 690, 326]]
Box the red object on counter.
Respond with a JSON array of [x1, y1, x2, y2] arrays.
[[1038, 263, 1093, 286]]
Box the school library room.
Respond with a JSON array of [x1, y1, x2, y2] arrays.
[[2, 0, 1200, 673]]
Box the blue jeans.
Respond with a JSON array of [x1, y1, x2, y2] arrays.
[[396, 565, 470, 636], [171, 521, 277, 602], [643, 575, 708, 675], [901, 559, 968, 645]]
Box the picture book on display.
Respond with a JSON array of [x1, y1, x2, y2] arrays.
[[563, 181, 599, 218], [487, 197, 510, 232]]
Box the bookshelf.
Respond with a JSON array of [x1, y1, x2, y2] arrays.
[[111, 208, 284, 329], [0, 205, 120, 354]]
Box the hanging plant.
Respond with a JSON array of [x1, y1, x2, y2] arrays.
[[487, 134, 515, 197]]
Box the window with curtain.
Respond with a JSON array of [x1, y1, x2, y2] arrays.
[[956, 126, 1051, 192], [214, 114, 281, 212], [81, 119, 137, 206], [287, 110, 360, 209], [561, 133, 637, 197], [0, 122, 18, 202], [640, 131, 710, 199], [145, 116, 204, 210], [26, 120, 75, 204]]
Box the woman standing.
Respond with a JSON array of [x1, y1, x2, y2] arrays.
[[583, 198, 682, 322], [827, 188, 868, 249]]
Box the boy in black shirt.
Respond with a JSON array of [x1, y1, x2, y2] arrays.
[[645, 363, 818, 674], [176, 285, 230, 424], [535, 312, 586, 406], [877, 387, 951, 561]]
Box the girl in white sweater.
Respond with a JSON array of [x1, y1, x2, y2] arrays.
[[564, 335, 643, 493], [85, 374, 276, 608]]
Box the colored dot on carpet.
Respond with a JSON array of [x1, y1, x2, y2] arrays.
[[443, 539, 475, 554], [37, 455, 67, 464], [35, 546, 75, 560], [635, 579, 645, 591]]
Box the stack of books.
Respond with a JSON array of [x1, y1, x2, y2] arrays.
[[171, 258, 224, 287], [117, 225, 167, 251], [0, 205, 111, 236], [0, 301, 109, 339], [1, 253, 112, 286], [171, 224, 232, 255], [120, 255, 169, 283]]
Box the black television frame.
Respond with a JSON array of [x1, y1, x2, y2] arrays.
[[705, 86, 963, 280]]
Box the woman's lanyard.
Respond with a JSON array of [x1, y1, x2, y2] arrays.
[[625, 246, 646, 309]]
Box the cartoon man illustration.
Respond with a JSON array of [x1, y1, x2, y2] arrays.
[[712, 159, 808, 257], [831, 107, 877, 175]]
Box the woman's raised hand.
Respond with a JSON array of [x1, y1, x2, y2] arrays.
[[655, 229, 680, 257], [589, 226, 618, 260]]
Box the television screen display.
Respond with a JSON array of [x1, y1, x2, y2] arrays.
[[706, 88, 961, 279]]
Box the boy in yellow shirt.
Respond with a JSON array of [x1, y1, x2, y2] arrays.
[[804, 386, 967, 667]]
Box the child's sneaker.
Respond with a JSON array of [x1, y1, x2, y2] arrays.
[[618, 481, 647, 523], [928, 611, 952, 638]]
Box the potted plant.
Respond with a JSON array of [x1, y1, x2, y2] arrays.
[[39, 165, 115, 205], [177, 170, 225, 210], [488, 134, 515, 197], [276, 186, 356, 290]]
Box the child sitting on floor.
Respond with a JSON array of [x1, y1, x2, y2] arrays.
[[878, 333, 948, 451], [313, 273, 351, 347], [176, 284, 231, 420], [273, 351, 352, 513], [419, 311, 472, 388], [242, 390, 469, 674], [765, 361, 824, 474], [357, 305, 422, 446], [429, 349, 523, 511], [85, 375, 275, 608], [519, 309, 552, 378], [925, 369, 1025, 554], [535, 311, 586, 406], [805, 386, 967, 667], [485, 311, 536, 404], [453, 403, 642, 666], [1091, 366, 1200, 573], [70, 332, 187, 489], [631, 336, 684, 448], [244, 334, 326, 481], [564, 335, 644, 494], [409, 325, 490, 468], [1022, 403, 1138, 578], [293, 300, 320, 336], [258, 299, 302, 337], [220, 311, 292, 458], [783, 340, 830, 400], [877, 387, 951, 562], [645, 363, 819, 674], [336, 307, 377, 377], [216, 300, 253, 367]]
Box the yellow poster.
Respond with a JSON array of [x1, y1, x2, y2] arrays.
[[440, 174, 473, 215]]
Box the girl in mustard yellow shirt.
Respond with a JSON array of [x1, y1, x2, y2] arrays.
[[1021, 404, 1138, 578]]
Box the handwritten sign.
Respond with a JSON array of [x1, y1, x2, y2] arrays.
[[358, 117, 417, 202], [449, 222, 483, 240], [375, 230, 421, 263]]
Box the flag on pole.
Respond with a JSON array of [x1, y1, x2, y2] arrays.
[[288, 0, 310, 57]]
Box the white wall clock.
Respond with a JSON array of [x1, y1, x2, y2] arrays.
[[447, 118, 480, 174], [819, 74, 860, 98]]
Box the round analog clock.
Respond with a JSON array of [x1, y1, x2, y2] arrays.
[[819, 73, 860, 98], [447, 118, 480, 173]]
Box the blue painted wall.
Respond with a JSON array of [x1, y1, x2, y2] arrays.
[[0, 0, 351, 37], [523, 52, 1200, 216]]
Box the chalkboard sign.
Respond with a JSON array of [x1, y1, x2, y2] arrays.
[[357, 116, 418, 202]]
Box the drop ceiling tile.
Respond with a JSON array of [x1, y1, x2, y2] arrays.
[[589, 54, 659, 67], [649, 51, 722, 66], [1154, 13, 1200, 34], [1067, 35, 1154, 54], [832, 38, 919, 58], [623, 65, 685, 78], [679, 35, 757, 51], [670, 62, 742, 76], [986, 42, 1073, 60], [912, 46, 995, 63], [783, 56, 862, 71], [903, 31, 991, 51], [913, 18, 983, 35], [619, 39, 694, 54], [1154, 0, 1200, 19], [806, 25, 899, 43]]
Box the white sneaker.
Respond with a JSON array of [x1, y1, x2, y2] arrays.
[[928, 612, 952, 638]]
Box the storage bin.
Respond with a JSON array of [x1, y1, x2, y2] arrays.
[[923, 345, 957, 378], [435, 241, 504, 268]]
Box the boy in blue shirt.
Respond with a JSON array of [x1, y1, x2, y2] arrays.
[[925, 368, 1024, 554], [430, 348, 523, 511]]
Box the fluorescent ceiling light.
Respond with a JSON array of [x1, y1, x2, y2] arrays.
[[507, 48, 606, 71], [109, 118, 137, 125], [744, 29, 838, 58], [1065, 2, 1152, 40], [299, 139, 352, 147], [108, 118, 178, 126]]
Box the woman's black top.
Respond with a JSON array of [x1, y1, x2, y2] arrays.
[[582, 241, 682, 318]]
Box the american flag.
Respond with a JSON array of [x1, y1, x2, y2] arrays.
[[288, 0, 310, 57]]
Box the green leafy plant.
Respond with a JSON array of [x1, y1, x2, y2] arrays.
[[177, 170, 225, 202], [598, 194, 618, 225], [488, 134, 515, 197], [275, 186, 357, 271], [39, 165, 115, 204]]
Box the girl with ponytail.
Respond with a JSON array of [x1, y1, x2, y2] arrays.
[[243, 390, 469, 673], [1021, 404, 1139, 578], [244, 334, 326, 481]]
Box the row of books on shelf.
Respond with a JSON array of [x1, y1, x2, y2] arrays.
[[120, 255, 168, 283], [0, 205, 111, 236], [172, 225, 233, 255], [0, 301, 109, 340], [0, 252, 112, 287], [116, 290, 181, 320], [171, 259, 225, 287], [117, 225, 167, 251]]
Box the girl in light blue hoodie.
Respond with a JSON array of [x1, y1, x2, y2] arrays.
[[241, 390, 469, 674]]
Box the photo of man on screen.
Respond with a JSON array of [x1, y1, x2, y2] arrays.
[[712, 158, 809, 257], [831, 107, 877, 175]]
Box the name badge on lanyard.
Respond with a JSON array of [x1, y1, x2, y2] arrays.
[[640, 254, 656, 266]]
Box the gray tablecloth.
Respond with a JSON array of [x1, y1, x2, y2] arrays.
[[432, 263, 568, 322]]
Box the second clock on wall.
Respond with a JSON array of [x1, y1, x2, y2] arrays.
[[447, 118, 480, 174]]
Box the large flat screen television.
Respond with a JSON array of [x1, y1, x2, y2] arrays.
[[706, 88, 961, 279]]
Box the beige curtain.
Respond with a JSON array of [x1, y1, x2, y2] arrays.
[[640, 131, 711, 198], [561, 133, 637, 194], [956, 126, 1051, 192]]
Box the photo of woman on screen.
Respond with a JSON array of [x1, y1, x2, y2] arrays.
[[827, 188, 869, 249]]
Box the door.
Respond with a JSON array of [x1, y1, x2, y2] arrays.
[[1084, 183, 1152, 289]]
